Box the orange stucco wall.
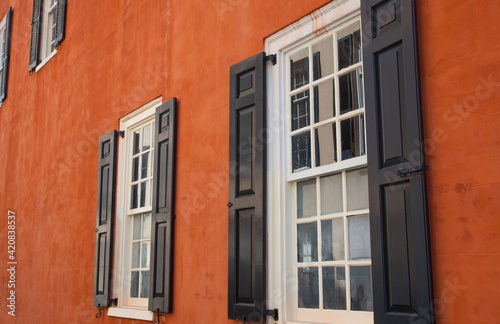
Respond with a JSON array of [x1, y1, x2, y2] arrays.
[[0, 0, 498, 323], [417, 1, 500, 323]]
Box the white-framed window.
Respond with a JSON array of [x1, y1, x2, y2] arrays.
[[36, 0, 58, 71], [107, 98, 162, 321], [266, 1, 373, 323]]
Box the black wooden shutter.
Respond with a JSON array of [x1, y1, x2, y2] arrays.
[[0, 7, 12, 102], [54, 0, 67, 49], [29, 0, 42, 72], [93, 130, 117, 307], [228, 52, 267, 323], [149, 98, 177, 313], [361, 1, 434, 323]]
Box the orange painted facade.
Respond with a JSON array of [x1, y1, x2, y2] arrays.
[[0, 0, 498, 323]]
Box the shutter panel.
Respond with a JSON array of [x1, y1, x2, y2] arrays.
[[29, 0, 42, 72], [0, 7, 12, 102], [149, 98, 177, 313], [228, 52, 267, 323], [93, 130, 117, 307], [361, 1, 434, 323], [54, 0, 67, 49]]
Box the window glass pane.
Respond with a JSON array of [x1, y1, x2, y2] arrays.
[[338, 28, 361, 70], [346, 168, 369, 211], [315, 123, 336, 166], [143, 213, 151, 239], [130, 271, 139, 298], [323, 266, 346, 310], [320, 173, 343, 214], [321, 218, 344, 261], [348, 214, 371, 260], [132, 157, 139, 182], [339, 68, 364, 114], [292, 132, 311, 172], [341, 114, 365, 160], [290, 48, 309, 90], [297, 222, 318, 262], [140, 182, 146, 208], [298, 267, 319, 308], [141, 152, 149, 179], [133, 214, 141, 240], [314, 80, 335, 123], [142, 124, 151, 151], [141, 242, 149, 268], [133, 130, 140, 155], [350, 266, 373, 311], [297, 179, 316, 219], [131, 242, 140, 268], [140, 271, 149, 298], [312, 37, 334, 80], [130, 184, 138, 209], [291, 90, 310, 131]]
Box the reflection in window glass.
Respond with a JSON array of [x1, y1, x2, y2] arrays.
[[339, 68, 364, 114], [323, 267, 346, 310], [290, 48, 309, 90], [292, 90, 310, 131], [348, 215, 371, 260], [350, 266, 373, 311], [297, 222, 318, 262], [292, 132, 311, 172], [298, 267, 319, 308], [341, 115, 365, 160]]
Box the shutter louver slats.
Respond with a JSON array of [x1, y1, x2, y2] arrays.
[[93, 130, 118, 307], [29, 0, 42, 72], [54, 0, 67, 49], [0, 7, 12, 102], [361, 1, 434, 323], [149, 98, 177, 314], [228, 52, 267, 323]]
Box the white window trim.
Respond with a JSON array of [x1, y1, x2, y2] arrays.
[[36, 0, 58, 72], [265, 1, 373, 323], [109, 97, 162, 320]]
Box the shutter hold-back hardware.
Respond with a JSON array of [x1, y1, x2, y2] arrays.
[[153, 309, 161, 324], [95, 299, 117, 318], [266, 308, 279, 321], [117, 131, 125, 138], [397, 165, 429, 178], [95, 304, 103, 318]]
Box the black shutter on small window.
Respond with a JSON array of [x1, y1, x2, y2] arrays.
[[54, 0, 67, 49], [149, 98, 177, 314], [0, 7, 12, 102], [361, 1, 434, 323], [29, 0, 42, 72], [228, 52, 267, 323], [93, 130, 117, 307]]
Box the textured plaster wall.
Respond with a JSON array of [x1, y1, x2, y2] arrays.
[[417, 1, 500, 323]]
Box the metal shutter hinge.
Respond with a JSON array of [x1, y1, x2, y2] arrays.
[[397, 165, 429, 178], [266, 308, 279, 321], [266, 54, 277, 65]]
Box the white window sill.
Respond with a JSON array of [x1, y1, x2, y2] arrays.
[[35, 49, 57, 72], [107, 307, 153, 321]]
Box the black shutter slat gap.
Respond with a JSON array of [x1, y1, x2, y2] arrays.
[[228, 52, 267, 323], [149, 98, 177, 313], [93, 130, 118, 307], [29, 0, 42, 72], [54, 0, 67, 48], [361, 0, 434, 323], [0, 7, 12, 102]]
